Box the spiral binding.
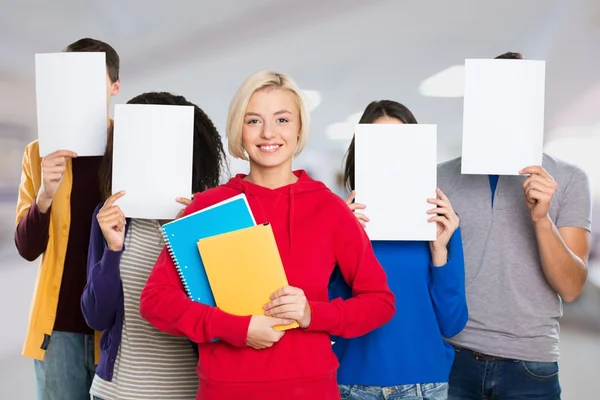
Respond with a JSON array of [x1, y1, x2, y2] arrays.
[[161, 227, 193, 300]]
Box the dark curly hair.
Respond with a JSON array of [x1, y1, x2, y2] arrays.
[[343, 100, 418, 192], [99, 92, 229, 201]]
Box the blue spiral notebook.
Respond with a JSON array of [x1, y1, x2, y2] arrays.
[[161, 193, 256, 306]]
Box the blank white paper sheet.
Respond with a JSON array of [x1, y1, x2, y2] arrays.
[[354, 124, 437, 241], [111, 104, 194, 219], [461, 58, 546, 175], [35, 52, 108, 157]]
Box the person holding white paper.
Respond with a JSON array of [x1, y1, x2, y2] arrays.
[[81, 91, 229, 400], [14, 38, 120, 400], [140, 71, 395, 400], [440, 52, 592, 399], [331, 100, 467, 400]]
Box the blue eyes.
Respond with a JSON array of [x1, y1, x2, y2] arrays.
[[246, 118, 289, 124]]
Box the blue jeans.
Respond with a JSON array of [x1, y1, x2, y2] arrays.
[[34, 331, 96, 400], [339, 383, 448, 399], [448, 347, 561, 399]]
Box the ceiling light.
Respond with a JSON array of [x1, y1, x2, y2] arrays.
[[325, 112, 364, 140], [345, 112, 363, 124], [302, 90, 322, 111], [418, 65, 465, 98], [325, 122, 354, 140]]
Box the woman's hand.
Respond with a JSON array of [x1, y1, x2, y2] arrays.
[[426, 188, 459, 266], [97, 191, 127, 252], [345, 190, 369, 228], [174, 197, 192, 219], [264, 286, 311, 328], [246, 316, 293, 350]]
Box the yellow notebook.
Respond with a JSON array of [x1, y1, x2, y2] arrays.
[[197, 223, 298, 331]]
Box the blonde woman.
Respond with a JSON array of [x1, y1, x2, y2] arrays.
[[140, 71, 395, 400]]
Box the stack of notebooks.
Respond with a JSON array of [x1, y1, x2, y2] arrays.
[[161, 194, 298, 331]]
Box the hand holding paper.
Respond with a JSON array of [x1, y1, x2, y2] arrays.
[[38, 150, 78, 212], [264, 286, 312, 328], [520, 165, 558, 223], [345, 190, 369, 228], [175, 197, 192, 219], [426, 188, 460, 266], [97, 191, 127, 252]]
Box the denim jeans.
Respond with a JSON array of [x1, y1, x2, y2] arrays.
[[34, 331, 96, 400], [339, 383, 448, 400], [448, 347, 561, 399]]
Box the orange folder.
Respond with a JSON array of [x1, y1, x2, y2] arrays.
[[197, 223, 299, 331]]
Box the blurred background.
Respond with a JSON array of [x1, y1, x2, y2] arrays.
[[1, 0, 599, 398]]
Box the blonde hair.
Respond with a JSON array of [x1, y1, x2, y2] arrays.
[[226, 71, 311, 160]]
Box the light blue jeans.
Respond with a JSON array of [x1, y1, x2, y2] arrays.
[[34, 331, 96, 400], [340, 383, 448, 400]]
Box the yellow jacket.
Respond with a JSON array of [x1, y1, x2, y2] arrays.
[[16, 140, 100, 362]]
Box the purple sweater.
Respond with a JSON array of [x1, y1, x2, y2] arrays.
[[81, 203, 129, 381], [81, 204, 198, 381]]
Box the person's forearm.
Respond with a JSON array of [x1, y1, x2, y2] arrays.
[[36, 192, 53, 214], [81, 249, 124, 331], [14, 201, 52, 261], [535, 216, 587, 302], [430, 245, 448, 267]]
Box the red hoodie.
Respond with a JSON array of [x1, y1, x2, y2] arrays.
[[140, 170, 395, 400]]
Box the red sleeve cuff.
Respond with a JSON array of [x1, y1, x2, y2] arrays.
[[208, 308, 252, 347], [305, 301, 341, 333]]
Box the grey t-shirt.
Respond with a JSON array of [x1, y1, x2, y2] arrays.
[[437, 154, 592, 362]]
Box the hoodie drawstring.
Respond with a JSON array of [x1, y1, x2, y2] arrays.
[[288, 185, 294, 255]]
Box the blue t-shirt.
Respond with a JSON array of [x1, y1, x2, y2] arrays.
[[330, 230, 467, 386]]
